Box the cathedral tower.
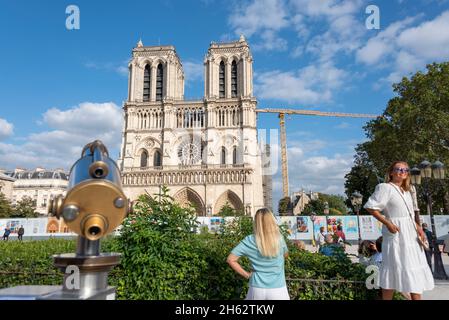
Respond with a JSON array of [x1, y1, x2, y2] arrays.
[[119, 37, 265, 216]]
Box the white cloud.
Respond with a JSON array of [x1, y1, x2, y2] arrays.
[[289, 0, 363, 19], [0, 118, 13, 140], [183, 61, 204, 84], [358, 11, 449, 86], [270, 139, 355, 211], [252, 30, 288, 51], [229, 0, 289, 37], [228, 0, 289, 51], [397, 11, 449, 60], [356, 17, 418, 65], [0, 102, 123, 170], [254, 62, 347, 104]]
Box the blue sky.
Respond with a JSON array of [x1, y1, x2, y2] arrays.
[[1, 0, 449, 207]]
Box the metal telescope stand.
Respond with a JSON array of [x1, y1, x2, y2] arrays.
[[40, 236, 120, 300]]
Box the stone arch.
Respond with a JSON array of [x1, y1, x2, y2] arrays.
[[46, 219, 59, 234], [217, 56, 228, 64], [139, 58, 153, 69], [228, 55, 240, 64], [135, 137, 162, 156], [173, 187, 205, 216], [153, 149, 162, 167], [214, 190, 244, 215], [152, 58, 167, 68]]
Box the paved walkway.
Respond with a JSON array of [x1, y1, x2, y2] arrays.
[[304, 244, 449, 300]]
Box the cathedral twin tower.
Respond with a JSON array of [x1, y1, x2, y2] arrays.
[[119, 36, 267, 216]]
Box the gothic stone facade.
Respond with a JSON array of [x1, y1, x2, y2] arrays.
[[119, 37, 266, 216]]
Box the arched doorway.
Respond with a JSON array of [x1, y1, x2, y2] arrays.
[[214, 190, 244, 215]]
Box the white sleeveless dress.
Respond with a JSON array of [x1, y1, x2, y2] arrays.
[[364, 183, 434, 293]]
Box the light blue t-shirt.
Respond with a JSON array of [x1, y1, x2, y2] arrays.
[[231, 234, 288, 289]]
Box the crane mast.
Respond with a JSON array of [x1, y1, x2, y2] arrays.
[[256, 108, 379, 199]]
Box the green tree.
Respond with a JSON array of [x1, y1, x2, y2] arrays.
[[346, 62, 449, 214], [0, 193, 13, 218], [278, 196, 292, 215], [114, 185, 207, 299], [344, 157, 382, 214], [12, 196, 38, 218], [302, 193, 348, 215]]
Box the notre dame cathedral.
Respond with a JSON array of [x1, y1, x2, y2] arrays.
[[118, 36, 271, 216]]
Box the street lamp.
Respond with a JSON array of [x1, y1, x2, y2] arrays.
[[351, 191, 363, 245], [323, 201, 329, 233], [310, 212, 316, 247], [412, 160, 448, 280]]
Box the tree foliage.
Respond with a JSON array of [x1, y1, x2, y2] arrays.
[[278, 196, 292, 215], [345, 62, 449, 214], [217, 201, 244, 216], [302, 193, 348, 215], [12, 196, 38, 218], [0, 193, 13, 218]]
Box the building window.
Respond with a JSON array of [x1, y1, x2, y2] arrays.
[[143, 64, 151, 102], [231, 60, 237, 97], [221, 147, 226, 165], [219, 61, 225, 98], [140, 150, 148, 168], [153, 150, 162, 167], [233, 147, 237, 165], [156, 63, 163, 101]]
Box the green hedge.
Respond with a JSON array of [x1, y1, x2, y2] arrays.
[[0, 190, 380, 299]]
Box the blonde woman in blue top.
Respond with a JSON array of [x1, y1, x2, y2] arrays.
[[226, 208, 290, 300]]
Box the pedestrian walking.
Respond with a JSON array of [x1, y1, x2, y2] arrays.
[[17, 225, 24, 241], [317, 226, 326, 250], [443, 231, 449, 257], [421, 223, 434, 270], [227, 208, 289, 300], [364, 161, 434, 300], [2, 227, 11, 241]]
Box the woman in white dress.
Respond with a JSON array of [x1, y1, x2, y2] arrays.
[[364, 161, 434, 300]]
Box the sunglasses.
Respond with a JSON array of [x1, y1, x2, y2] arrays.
[[393, 167, 409, 174]]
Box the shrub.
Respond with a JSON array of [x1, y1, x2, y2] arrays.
[[0, 238, 75, 288], [0, 198, 380, 300], [112, 187, 208, 299]]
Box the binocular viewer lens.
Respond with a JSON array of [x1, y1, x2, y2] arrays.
[[49, 140, 128, 241]]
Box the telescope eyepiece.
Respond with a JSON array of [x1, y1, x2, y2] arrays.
[[82, 214, 108, 241], [89, 161, 109, 179]]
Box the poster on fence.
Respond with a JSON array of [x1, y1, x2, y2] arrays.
[[360, 216, 382, 240], [327, 216, 343, 234], [279, 216, 296, 240], [312, 216, 326, 231], [296, 217, 308, 233], [209, 217, 225, 233], [196, 216, 210, 233], [360, 216, 373, 233], [342, 216, 359, 240]]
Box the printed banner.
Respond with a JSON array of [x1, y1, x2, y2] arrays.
[[1, 215, 448, 240]]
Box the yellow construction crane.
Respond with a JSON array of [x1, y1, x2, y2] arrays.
[[256, 108, 380, 199]]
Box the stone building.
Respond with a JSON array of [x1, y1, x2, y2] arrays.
[[292, 190, 319, 215], [118, 36, 267, 216], [5, 168, 69, 215], [0, 170, 15, 200]]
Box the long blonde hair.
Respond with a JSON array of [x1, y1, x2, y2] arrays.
[[254, 208, 281, 258], [385, 161, 411, 191]]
